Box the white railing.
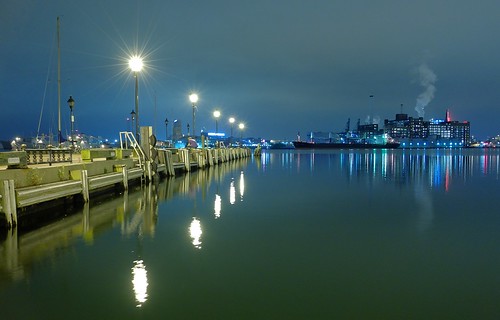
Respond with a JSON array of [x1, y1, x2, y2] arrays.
[[119, 132, 146, 170]]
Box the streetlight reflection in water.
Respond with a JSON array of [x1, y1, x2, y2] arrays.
[[239, 171, 245, 201], [214, 194, 222, 218], [131, 259, 149, 307], [0, 157, 251, 313], [189, 217, 203, 249], [229, 180, 236, 205]]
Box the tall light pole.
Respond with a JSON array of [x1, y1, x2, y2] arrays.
[[369, 94, 374, 125], [213, 110, 221, 133], [129, 56, 143, 142], [189, 93, 198, 138], [57, 17, 62, 145], [67, 96, 75, 149], [130, 110, 136, 136], [238, 122, 245, 144], [229, 117, 235, 145]]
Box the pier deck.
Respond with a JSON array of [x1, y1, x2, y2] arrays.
[[0, 146, 252, 229]]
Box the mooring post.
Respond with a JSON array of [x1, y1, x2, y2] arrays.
[[81, 170, 89, 202], [122, 167, 129, 190], [183, 149, 190, 172], [2, 180, 13, 228], [214, 149, 219, 164], [8, 180, 17, 227], [165, 150, 175, 176], [146, 160, 152, 182]]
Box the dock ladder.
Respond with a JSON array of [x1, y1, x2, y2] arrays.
[[119, 132, 147, 171]]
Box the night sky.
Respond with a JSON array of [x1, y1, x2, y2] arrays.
[[1, 0, 499, 141]]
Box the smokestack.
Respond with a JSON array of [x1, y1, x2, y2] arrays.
[[414, 63, 437, 118], [446, 109, 451, 122]]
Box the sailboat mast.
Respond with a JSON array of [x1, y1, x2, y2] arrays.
[[57, 16, 62, 145]]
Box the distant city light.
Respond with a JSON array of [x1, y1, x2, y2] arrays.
[[207, 132, 225, 137]]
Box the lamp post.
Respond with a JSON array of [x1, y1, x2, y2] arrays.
[[67, 96, 75, 149], [189, 93, 198, 138], [213, 110, 221, 133], [369, 94, 374, 125], [229, 117, 235, 145], [238, 122, 245, 144], [187, 124, 190, 136], [129, 56, 143, 142], [130, 110, 136, 136], [164, 118, 169, 141]]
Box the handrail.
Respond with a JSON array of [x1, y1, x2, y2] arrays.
[[119, 132, 146, 169]]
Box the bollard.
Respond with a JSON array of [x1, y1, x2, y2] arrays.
[[81, 170, 89, 202]]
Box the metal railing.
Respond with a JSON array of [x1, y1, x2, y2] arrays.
[[25, 148, 73, 166], [119, 132, 146, 169]]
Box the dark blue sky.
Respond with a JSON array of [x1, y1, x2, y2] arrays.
[[1, 0, 499, 141]]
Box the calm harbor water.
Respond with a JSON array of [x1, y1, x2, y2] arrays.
[[1, 148, 500, 319]]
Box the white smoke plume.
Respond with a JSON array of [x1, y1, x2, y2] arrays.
[[414, 63, 437, 118], [364, 115, 380, 125]]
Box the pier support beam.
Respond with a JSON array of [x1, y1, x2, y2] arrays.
[[81, 170, 89, 202], [1, 180, 17, 229], [180, 149, 190, 172], [122, 166, 129, 190], [165, 150, 175, 176]]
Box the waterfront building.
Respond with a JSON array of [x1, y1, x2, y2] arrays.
[[357, 123, 380, 139], [172, 119, 183, 142], [384, 110, 471, 148]]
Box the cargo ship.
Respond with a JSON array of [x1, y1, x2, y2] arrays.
[[293, 124, 400, 149], [293, 140, 400, 149]]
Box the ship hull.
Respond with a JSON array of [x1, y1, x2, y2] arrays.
[[293, 141, 400, 149]]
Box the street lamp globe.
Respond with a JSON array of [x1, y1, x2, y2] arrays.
[[129, 56, 143, 72], [189, 93, 198, 104], [67, 96, 75, 110], [213, 110, 221, 134], [129, 56, 143, 142], [189, 93, 198, 137], [238, 123, 245, 144], [67, 96, 75, 148], [229, 117, 235, 144]]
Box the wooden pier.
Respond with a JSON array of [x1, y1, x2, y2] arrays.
[[0, 133, 252, 230]]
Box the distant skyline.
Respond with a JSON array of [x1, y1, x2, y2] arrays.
[[1, 0, 500, 141]]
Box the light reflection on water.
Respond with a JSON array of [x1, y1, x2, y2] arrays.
[[261, 148, 500, 189], [189, 217, 203, 249], [131, 259, 148, 307], [1, 150, 500, 319]]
